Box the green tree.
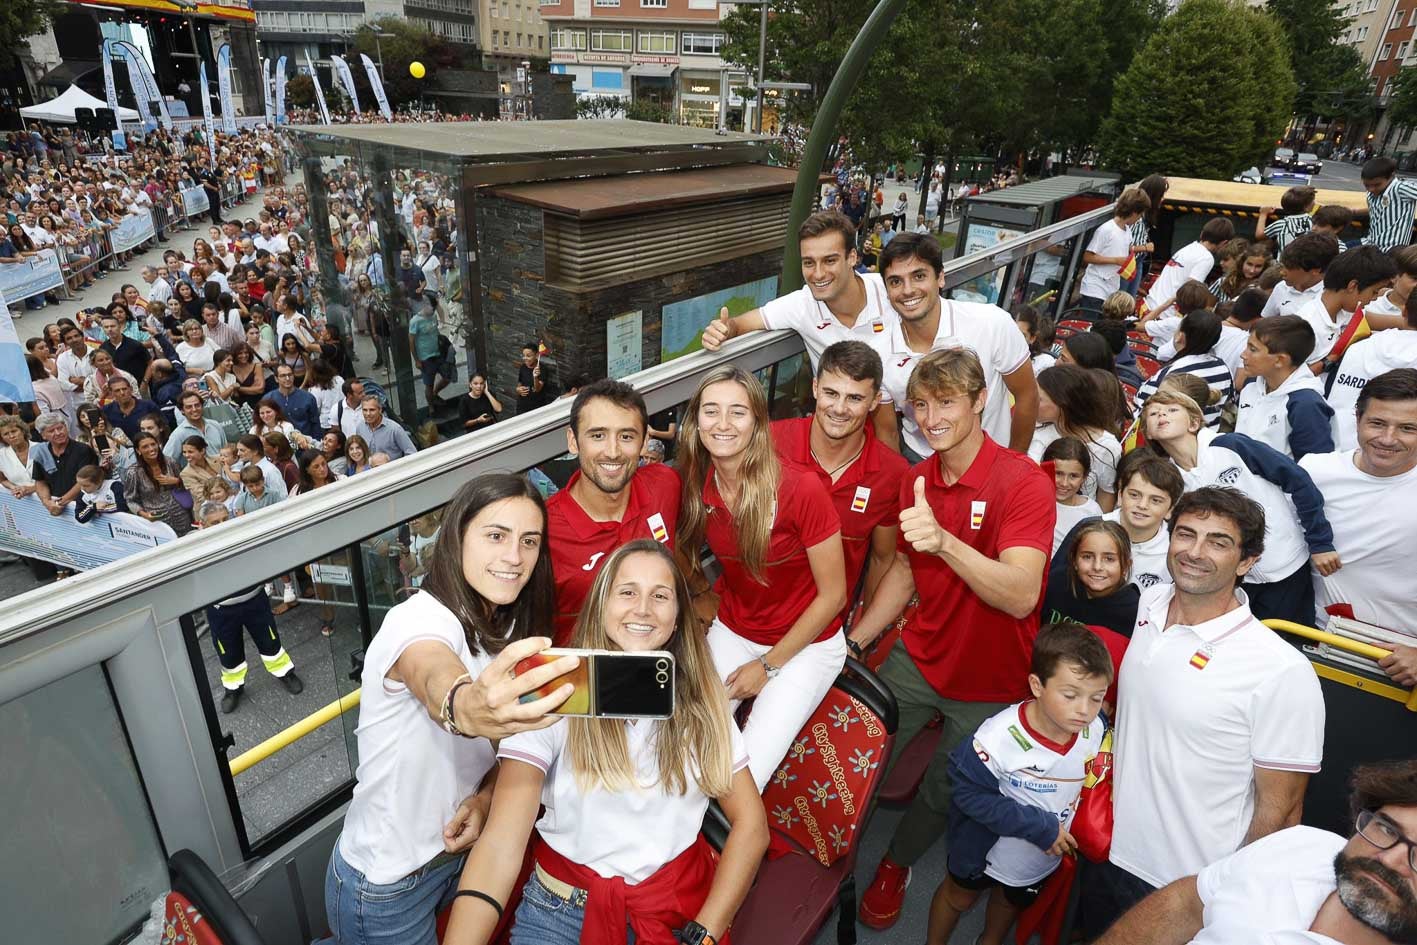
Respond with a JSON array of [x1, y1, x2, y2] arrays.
[[1387, 67, 1417, 137], [1267, 0, 1366, 119], [1100, 0, 1296, 178], [625, 98, 674, 123], [286, 74, 316, 109], [1, 0, 62, 61], [575, 94, 626, 119], [352, 17, 462, 109]]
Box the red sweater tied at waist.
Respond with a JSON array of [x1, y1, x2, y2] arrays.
[[533, 835, 725, 945]]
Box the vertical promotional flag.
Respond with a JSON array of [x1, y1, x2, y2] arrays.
[[306, 53, 332, 125], [118, 45, 155, 130], [0, 297, 38, 407], [217, 43, 237, 133], [359, 53, 393, 121], [332, 55, 361, 115], [199, 60, 216, 167], [274, 56, 289, 125], [121, 42, 172, 130], [100, 40, 126, 150], [262, 57, 274, 126]]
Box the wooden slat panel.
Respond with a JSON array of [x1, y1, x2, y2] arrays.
[[544, 192, 790, 290]]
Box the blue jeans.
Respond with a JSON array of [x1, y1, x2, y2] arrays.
[[507, 873, 638, 945], [323, 841, 464, 945]]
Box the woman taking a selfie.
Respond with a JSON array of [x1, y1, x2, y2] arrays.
[[324, 473, 579, 945], [677, 366, 847, 791], [445, 540, 768, 945]]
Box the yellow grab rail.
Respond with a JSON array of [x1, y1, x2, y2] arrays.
[[1264, 619, 1417, 712], [229, 689, 362, 776]]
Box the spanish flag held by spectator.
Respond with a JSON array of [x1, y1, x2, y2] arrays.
[[1118, 251, 1138, 281], [1122, 416, 1147, 454], [1329, 305, 1372, 365], [537, 339, 550, 358]]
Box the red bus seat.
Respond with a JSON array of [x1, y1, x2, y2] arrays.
[[1135, 354, 1162, 379], [706, 659, 898, 945]]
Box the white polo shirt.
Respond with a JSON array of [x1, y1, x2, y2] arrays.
[[340, 590, 502, 883], [758, 272, 896, 371], [1188, 826, 1347, 945], [1144, 241, 1216, 314], [498, 714, 748, 883], [1111, 585, 1325, 889], [1299, 449, 1417, 634], [1295, 294, 1354, 366], [875, 299, 1031, 454], [1080, 218, 1132, 300], [1326, 331, 1417, 450], [1260, 280, 1322, 319]]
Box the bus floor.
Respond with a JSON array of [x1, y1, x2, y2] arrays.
[[809, 804, 985, 945]]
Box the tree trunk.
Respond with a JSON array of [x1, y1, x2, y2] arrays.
[[917, 144, 936, 218], [936, 145, 955, 234]]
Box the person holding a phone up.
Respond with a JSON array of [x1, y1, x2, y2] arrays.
[[322, 473, 581, 945], [446, 540, 768, 945], [678, 366, 848, 792]]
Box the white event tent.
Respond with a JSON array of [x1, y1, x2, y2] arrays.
[[19, 85, 140, 124]]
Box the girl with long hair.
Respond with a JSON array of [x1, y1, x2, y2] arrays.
[[1029, 365, 1124, 511], [324, 473, 576, 945], [1043, 436, 1102, 555], [1041, 519, 1140, 638], [344, 434, 372, 475], [446, 540, 768, 945], [230, 341, 268, 408], [1013, 305, 1057, 375], [676, 366, 847, 790]]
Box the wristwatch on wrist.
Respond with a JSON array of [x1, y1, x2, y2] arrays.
[[757, 654, 781, 680], [846, 638, 864, 658], [676, 921, 717, 945]]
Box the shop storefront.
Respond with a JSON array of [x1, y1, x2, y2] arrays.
[[678, 72, 720, 128]]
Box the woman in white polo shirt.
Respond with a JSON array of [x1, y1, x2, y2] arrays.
[[445, 540, 768, 945], [323, 473, 579, 945]]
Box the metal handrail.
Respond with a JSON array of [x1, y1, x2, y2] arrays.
[[229, 690, 362, 776], [1265, 619, 1417, 711]]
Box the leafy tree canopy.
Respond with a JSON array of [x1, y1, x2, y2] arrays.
[[1101, 0, 1296, 178], [1, 0, 62, 61]]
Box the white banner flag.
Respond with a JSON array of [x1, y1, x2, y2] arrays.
[[306, 53, 332, 125], [262, 57, 274, 126], [199, 60, 216, 166], [100, 40, 126, 149], [217, 43, 237, 133], [332, 55, 360, 115], [275, 56, 288, 125], [359, 53, 393, 121], [120, 42, 171, 130]]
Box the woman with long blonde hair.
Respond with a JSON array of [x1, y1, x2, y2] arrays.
[[446, 540, 768, 945], [676, 366, 847, 790]]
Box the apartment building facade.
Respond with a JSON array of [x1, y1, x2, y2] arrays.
[[537, 0, 752, 127]]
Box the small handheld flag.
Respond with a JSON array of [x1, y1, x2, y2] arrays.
[[1328, 305, 1371, 365], [537, 340, 549, 357], [1118, 252, 1137, 280]]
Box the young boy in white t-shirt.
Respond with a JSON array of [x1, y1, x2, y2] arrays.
[[1078, 188, 1152, 314], [927, 623, 1113, 945]]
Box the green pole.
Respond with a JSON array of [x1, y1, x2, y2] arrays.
[[781, 0, 909, 292]]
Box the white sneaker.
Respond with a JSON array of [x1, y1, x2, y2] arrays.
[[282, 584, 297, 604], [264, 582, 274, 597]]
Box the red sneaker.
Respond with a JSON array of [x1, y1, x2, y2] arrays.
[[858, 855, 911, 929]]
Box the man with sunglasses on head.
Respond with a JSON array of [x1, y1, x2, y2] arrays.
[[1096, 760, 1417, 945]]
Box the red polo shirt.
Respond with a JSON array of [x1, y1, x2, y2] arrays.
[[899, 435, 1054, 702], [706, 464, 842, 646], [545, 462, 682, 645], [771, 417, 908, 611]]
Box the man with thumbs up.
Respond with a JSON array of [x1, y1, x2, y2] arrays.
[[853, 347, 1056, 931]]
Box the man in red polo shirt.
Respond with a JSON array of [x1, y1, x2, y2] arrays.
[[847, 347, 1055, 930], [545, 379, 682, 643], [771, 340, 908, 625]]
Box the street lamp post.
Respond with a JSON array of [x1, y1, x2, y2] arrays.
[[372, 31, 395, 81]]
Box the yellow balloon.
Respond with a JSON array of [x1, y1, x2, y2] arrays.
[[409, 61, 426, 79]]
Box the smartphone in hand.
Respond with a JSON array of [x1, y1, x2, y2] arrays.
[[514, 648, 675, 719]]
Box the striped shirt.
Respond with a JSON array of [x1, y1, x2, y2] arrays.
[[1362, 176, 1417, 251], [1129, 218, 1150, 249], [1134, 353, 1234, 427], [1263, 213, 1312, 251]]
